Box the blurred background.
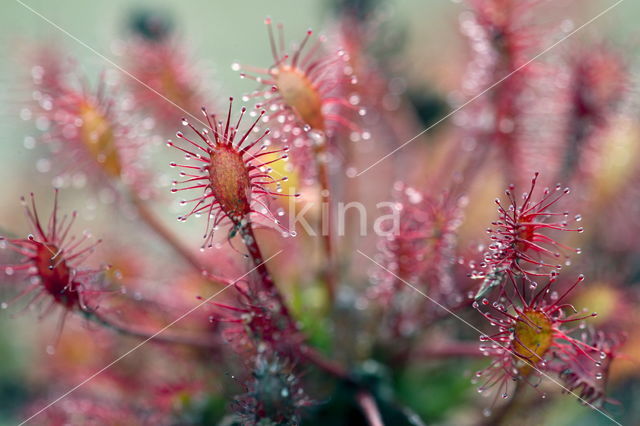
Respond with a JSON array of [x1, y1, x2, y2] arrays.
[[1, 1, 639, 425]]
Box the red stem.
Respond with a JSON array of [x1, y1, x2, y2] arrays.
[[313, 134, 337, 303], [85, 308, 218, 349], [417, 341, 483, 359], [298, 345, 351, 380], [239, 224, 293, 322], [356, 391, 385, 426]]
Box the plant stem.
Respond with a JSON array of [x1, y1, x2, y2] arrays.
[[299, 345, 384, 426], [356, 391, 385, 426], [129, 194, 231, 286], [312, 132, 337, 303], [239, 224, 292, 322], [298, 345, 353, 382], [83, 308, 217, 349]]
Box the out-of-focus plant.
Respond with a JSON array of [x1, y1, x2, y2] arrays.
[[1, 1, 638, 425]]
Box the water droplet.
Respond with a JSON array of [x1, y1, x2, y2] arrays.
[[482, 408, 491, 417], [4, 267, 14, 276], [596, 373, 603, 380], [0, 302, 7, 309]]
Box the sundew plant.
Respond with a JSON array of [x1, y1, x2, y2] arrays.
[[1, 0, 639, 425]]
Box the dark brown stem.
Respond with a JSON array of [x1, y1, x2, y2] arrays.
[[356, 391, 385, 426], [239, 224, 292, 322], [129, 194, 231, 285], [313, 133, 337, 303], [84, 308, 217, 350]]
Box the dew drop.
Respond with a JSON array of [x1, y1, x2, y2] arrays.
[[23, 136, 36, 149], [482, 408, 491, 417], [4, 267, 14, 276], [595, 373, 603, 380], [0, 302, 7, 310]]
